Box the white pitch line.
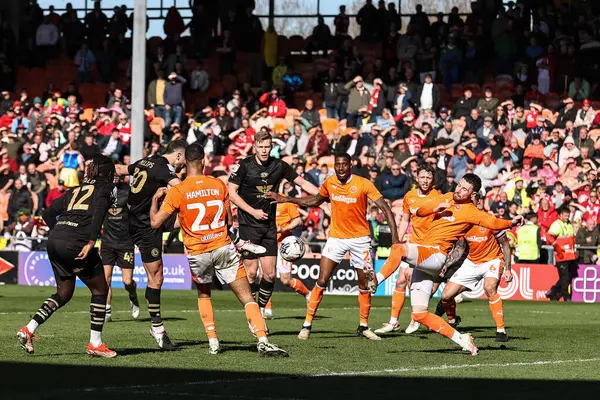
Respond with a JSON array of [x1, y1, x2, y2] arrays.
[[81, 357, 600, 394]]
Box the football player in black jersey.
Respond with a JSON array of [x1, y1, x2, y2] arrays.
[[18, 155, 118, 358], [115, 140, 186, 350], [228, 131, 319, 317], [101, 172, 139, 322]]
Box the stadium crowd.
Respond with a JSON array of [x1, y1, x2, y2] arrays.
[[0, 0, 600, 264]]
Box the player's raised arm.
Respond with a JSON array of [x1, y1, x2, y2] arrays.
[[415, 198, 451, 217], [374, 197, 400, 244], [115, 164, 130, 176], [150, 187, 173, 229], [265, 191, 327, 208], [293, 175, 320, 196], [472, 207, 522, 230]]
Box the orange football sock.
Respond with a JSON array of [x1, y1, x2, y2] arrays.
[[289, 278, 310, 296], [358, 289, 371, 326], [265, 297, 273, 310], [488, 293, 505, 331], [198, 298, 217, 339], [412, 311, 456, 340], [389, 288, 405, 324], [245, 302, 267, 339], [377, 245, 407, 282], [304, 284, 324, 327], [442, 298, 456, 321]]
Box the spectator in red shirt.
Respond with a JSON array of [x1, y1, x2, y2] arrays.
[[259, 89, 287, 118], [0, 108, 15, 128], [45, 179, 67, 208], [0, 148, 18, 173], [116, 113, 131, 145], [524, 102, 542, 129]]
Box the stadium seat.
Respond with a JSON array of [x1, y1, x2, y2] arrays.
[[321, 118, 339, 134], [286, 108, 301, 118]]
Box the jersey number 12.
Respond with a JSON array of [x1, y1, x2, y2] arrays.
[[67, 185, 95, 211]]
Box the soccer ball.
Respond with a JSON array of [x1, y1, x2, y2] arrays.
[[280, 236, 305, 262]]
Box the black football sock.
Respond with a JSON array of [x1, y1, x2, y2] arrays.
[[31, 293, 67, 327], [257, 279, 275, 309], [146, 287, 163, 330], [434, 299, 446, 317], [90, 294, 108, 345], [250, 281, 259, 302]]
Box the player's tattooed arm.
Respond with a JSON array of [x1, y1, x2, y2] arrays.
[[374, 197, 400, 244], [265, 192, 327, 208], [445, 239, 466, 268], [497, 233, 514, 282]]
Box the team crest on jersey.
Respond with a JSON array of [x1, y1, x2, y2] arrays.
[[350, 186, 357, 193], [260, 172, 269, 179], [480, 226, 487, 232]]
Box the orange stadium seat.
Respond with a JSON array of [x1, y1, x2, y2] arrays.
[[321, 118, 339, 134]]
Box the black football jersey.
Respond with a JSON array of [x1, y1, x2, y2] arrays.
[[42, 178, 115, 246], [101, 182, 133, 248], [127, 155, 178, 228], [228, 156, 298, 227]]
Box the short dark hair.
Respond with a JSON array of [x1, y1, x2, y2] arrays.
[[254, 130, 272, 143], [334, 152, 352, 163], [557, 205, 570, 215], [185, 143, 205, 162], [462, 173, 482, 194], [416, 164, 435, 177], [165, 139, 188, 154]]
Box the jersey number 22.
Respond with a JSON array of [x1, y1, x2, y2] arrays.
[[187, 200, 225, 232]]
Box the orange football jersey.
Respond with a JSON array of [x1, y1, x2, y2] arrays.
[[417, 193, 512, 254], [160, 176, 230, 255], [276, 202, 300, 243], [403, 188, 441, 244], [464, 225, 504, 264], [319, 174, 382, 239]]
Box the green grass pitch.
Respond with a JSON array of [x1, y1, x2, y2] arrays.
[[1, 285, 600, 399]]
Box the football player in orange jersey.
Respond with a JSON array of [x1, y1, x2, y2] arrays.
[[373, 173, 523, 355], [440, 193, 513, 342], [375, 164, 439, 335], [266, 152, 399, 341], [150, 144, 288, 357], [262, 200, 310, 319]]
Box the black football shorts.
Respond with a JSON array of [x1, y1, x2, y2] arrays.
[[101, 245, 135, 269], [47, 238, 103, 280], [238, 224, 278, 259]]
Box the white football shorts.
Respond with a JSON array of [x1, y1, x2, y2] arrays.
[[322, 236, 372, 270], [449, 258, 503, 290], [187, 243, 244, 285]]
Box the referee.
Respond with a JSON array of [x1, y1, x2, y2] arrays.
[[228, 131, 319, 316]]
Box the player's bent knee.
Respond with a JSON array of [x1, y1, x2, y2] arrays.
[[411, 308, 428, 322], [484, 285, 498, 298], [280, 274, 292, 286]]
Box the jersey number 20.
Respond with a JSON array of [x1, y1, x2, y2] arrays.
[[188, 200, 225, 232], [67, 185, 95, 211]]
